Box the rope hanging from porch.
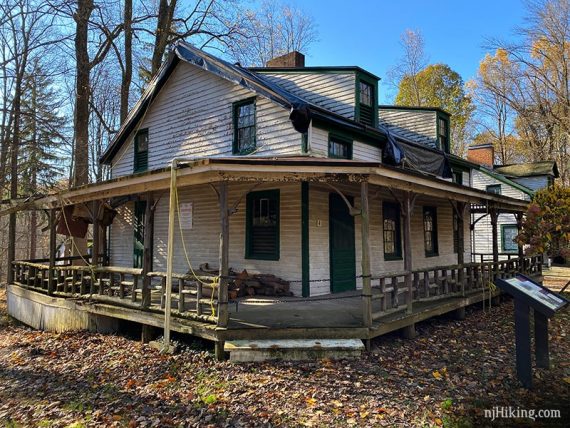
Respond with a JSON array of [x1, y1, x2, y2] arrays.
[[174, 184, 219, 317]]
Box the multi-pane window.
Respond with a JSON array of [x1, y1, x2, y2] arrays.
[[359, 81, 373, 106], [383, 202, 402, 260], [328, 135, 352, 159], [357, 80, 375, 126], [134, 129, 148, 173], [233, 99, 256, 154], [486, 184, 501, 194], [502, 224, 519, 253], [423, 206, 438, 256], [246, 190, 280, 260], [438, 116, 449, 152]]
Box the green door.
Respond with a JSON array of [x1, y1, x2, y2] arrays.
[[329, 193, 356, 293], [133, 201, 146, 268]]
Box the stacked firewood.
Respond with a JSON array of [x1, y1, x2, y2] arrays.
[[196, 264, 293, 300]]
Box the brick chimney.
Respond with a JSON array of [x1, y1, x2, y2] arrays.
[[266, 51, 305, 68], [467, 144, 495, 168]]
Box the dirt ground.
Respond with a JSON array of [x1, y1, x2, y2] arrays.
[[0, 285, 568, 427]]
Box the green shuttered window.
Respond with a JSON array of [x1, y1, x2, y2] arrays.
[[246, 189, 280, 260], [134, 129, 148, 173]]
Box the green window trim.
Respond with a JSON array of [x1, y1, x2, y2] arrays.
[[232, 97, 257, 155], [328, 132, 353, 159], [423, 206, 439, 257], [501, 224, 519, 253], [383, 201, 402, 261], [436, 113, 450, 153], [486, 184, 502, 195], [133, 129, 149, 173], [245, 189, 280, 260], [355, 73, 378, 127]]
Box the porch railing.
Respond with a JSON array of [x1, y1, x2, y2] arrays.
[[12, 260, 220, 325], [370, 255, 542, 322]]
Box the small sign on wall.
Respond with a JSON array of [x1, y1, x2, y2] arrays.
[[179, 202, 193, 229]]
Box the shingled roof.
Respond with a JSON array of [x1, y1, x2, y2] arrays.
[[494, 161, 559, 178]]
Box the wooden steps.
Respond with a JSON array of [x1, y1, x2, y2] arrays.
[[224, 339, 365, 362]]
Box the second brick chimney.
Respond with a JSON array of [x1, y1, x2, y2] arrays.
[[467, 144, 495, 168], [266, 51, 305, 68]]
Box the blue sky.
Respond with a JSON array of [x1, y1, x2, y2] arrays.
[[286, 0, 527, 103]]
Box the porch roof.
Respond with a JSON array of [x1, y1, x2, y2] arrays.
[[0, 156, 529, 216]]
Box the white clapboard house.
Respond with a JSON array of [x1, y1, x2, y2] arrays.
[[5, 43, 542, 358]]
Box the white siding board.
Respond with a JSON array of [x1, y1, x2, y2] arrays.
[[260, 72, 356, 119], [111, 62, 302, 178], [511, 176, 548, 192], [378, 109, 438, 148]]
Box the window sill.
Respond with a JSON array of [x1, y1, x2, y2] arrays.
[[245, 254, 280, 261], [425, 252, 439, 258], [384, 255, 403, 261]]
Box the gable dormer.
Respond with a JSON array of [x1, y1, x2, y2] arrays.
[[250, 61, 379, 125], [378, 106, 450, 152]]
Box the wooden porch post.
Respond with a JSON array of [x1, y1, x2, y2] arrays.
[[47, 208, 57, 295], [490, 208, 499, 277], [360, 181, 372, 329], [402, 191, 415, 315], [516, 212, 524, 259], [217, 181, 230, 327], [141, 193, 155, 343], [92, 200, 100, 267], [216, 181, 230, 360], [142, 193, 154, 308], [163, 160, 178, 351]]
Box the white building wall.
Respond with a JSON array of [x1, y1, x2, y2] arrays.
[[110, 62, 302, 178], [471, 169, 531, 259], [310, 126, 381, 162], [378, 108, 438, 149]]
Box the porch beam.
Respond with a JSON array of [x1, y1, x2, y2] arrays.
[[360, 181, 372, 329]]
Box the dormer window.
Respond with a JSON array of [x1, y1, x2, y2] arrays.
[[438, 115, 449, 152], [233, 98, 256, 155], [134, 129, 148, 173], [356, 75, 378, 127]]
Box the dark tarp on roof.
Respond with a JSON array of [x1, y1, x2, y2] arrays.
[[101, 41, 451, 178]]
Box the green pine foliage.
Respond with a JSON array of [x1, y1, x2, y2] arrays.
[[19, 59, 66, 195]]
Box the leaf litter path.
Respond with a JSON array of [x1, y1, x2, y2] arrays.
[[0, 286, 568, 427]]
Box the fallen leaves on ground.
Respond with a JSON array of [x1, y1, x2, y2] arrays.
[[0, 286, 568, 427]]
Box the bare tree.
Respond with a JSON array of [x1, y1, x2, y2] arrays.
[[227, 1, 318, 67], [386, 29, 428, 104], [485, 0, 570, 183]]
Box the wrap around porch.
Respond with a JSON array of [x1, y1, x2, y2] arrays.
[[3, 158, 535, 357]]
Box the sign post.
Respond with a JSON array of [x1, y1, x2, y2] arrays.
[[495, 273, 568, 389]]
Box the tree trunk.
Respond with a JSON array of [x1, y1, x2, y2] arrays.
[[120, 0, 132, 123], [151, 0, 177, 76], [73, 0, 94, 188]]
